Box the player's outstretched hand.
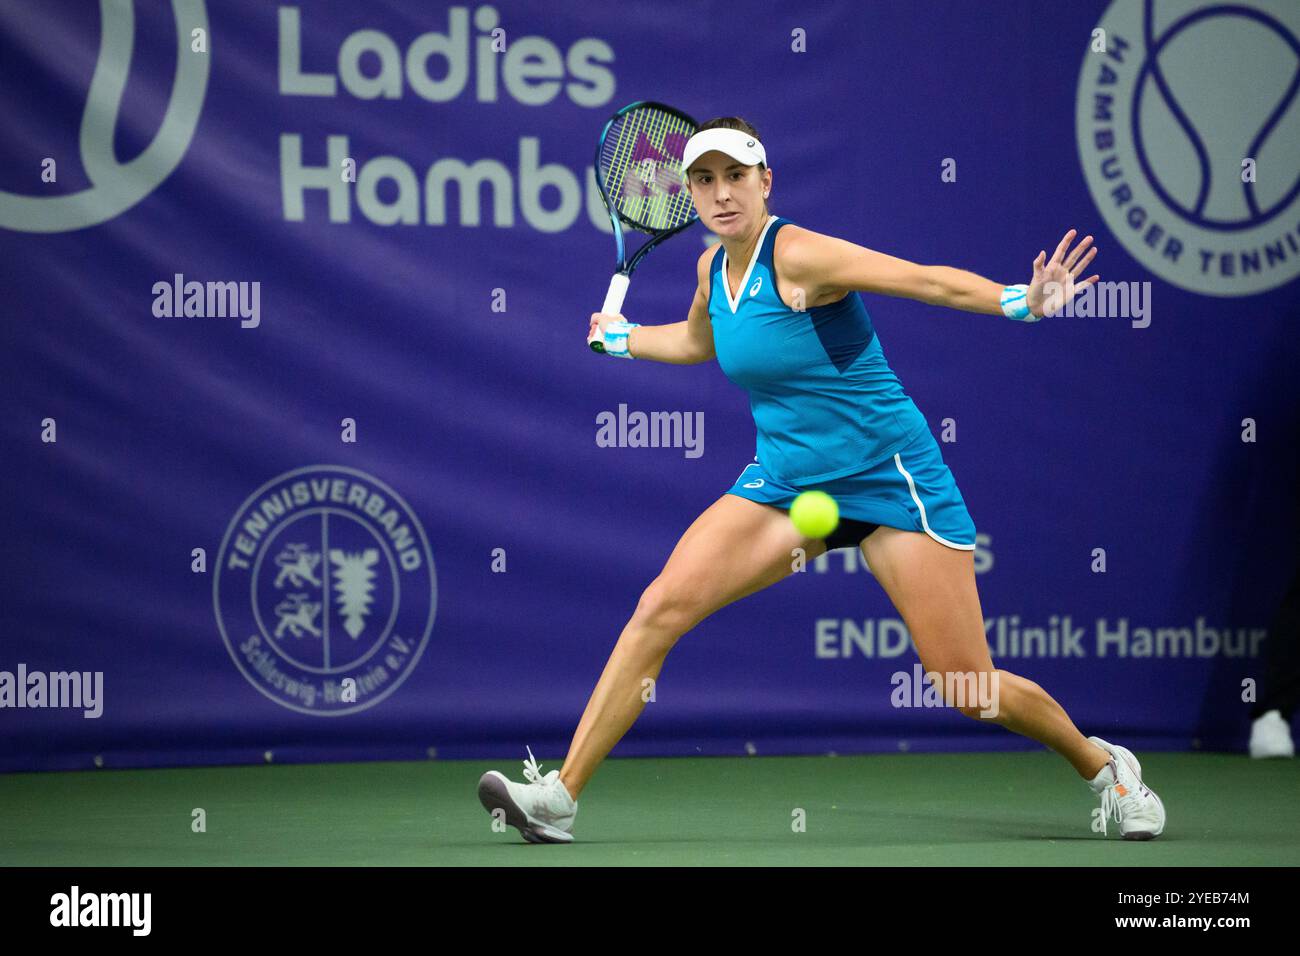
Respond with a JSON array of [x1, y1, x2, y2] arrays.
[[1027, 228, 1100, 318]]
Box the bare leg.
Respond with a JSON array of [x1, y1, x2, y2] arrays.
[[559, 495, 825, 799], [862, 526, 1108, 780]]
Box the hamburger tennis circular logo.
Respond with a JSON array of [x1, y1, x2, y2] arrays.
[[0, 0, 210, 234], [214, 466, 437, 716], [1076, 0, 1300, 296]]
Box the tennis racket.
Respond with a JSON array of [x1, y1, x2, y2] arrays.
[[588, 100, 700, 353]]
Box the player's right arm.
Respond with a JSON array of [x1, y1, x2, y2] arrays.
[[587, 246, 716, 365]]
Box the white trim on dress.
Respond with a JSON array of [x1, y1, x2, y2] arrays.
[[893, 453, 976, 551], [720, 214, 779, 314]]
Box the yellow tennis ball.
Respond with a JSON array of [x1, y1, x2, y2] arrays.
[[789, 490, 839, 538]]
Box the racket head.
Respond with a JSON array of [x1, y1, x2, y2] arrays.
[[595, 101, 700, 237]]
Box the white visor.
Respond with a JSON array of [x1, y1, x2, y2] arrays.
[[682, 128, 768, 173]]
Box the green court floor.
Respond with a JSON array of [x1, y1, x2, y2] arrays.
[[2, 752, 1296, 866]]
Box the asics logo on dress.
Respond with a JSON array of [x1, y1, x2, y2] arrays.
[[748, 276, 763, 297]]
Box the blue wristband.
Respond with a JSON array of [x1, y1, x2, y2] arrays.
[[602, 320, 640, 358], [1001, 284, 1040, 322]]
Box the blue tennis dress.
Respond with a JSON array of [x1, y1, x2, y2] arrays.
[[711, 215, 975, 550]]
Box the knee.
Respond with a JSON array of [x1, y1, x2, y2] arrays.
[[629, 577, 704, 646], [955, 668, 1033, 721], [926, 667, 1005, 722], [956, 701, 1000, 721]]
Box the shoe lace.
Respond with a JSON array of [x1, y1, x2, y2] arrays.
[[1098, 757, 1154, 836], [522, 745, 548, 786], [1098, 771, 1124, 837], [521, 746, 571, 818]]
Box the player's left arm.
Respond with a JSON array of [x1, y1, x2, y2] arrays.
[[779, 226, 1100, 318]]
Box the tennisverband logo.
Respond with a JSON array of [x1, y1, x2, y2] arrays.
[[213, 466, 437, 716], [0, 0, 210, 233], [1076, 0, 1300, 295]]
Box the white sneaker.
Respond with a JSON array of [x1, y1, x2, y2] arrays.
[[1086, 736, 1166, 840], [1249, 710, 1295, 758], [477, 746, 578, 843]]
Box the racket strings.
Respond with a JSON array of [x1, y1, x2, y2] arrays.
[[600, 107, 696, 233]]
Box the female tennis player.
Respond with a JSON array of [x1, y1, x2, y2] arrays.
[[478, 117, 1165, 844]]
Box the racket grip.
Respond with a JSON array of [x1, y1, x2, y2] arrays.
[[590, 273, 630, 353], [601, 273, 629, 316]]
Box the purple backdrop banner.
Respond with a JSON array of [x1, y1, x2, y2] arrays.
[[2, 0, 1299, 772]]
